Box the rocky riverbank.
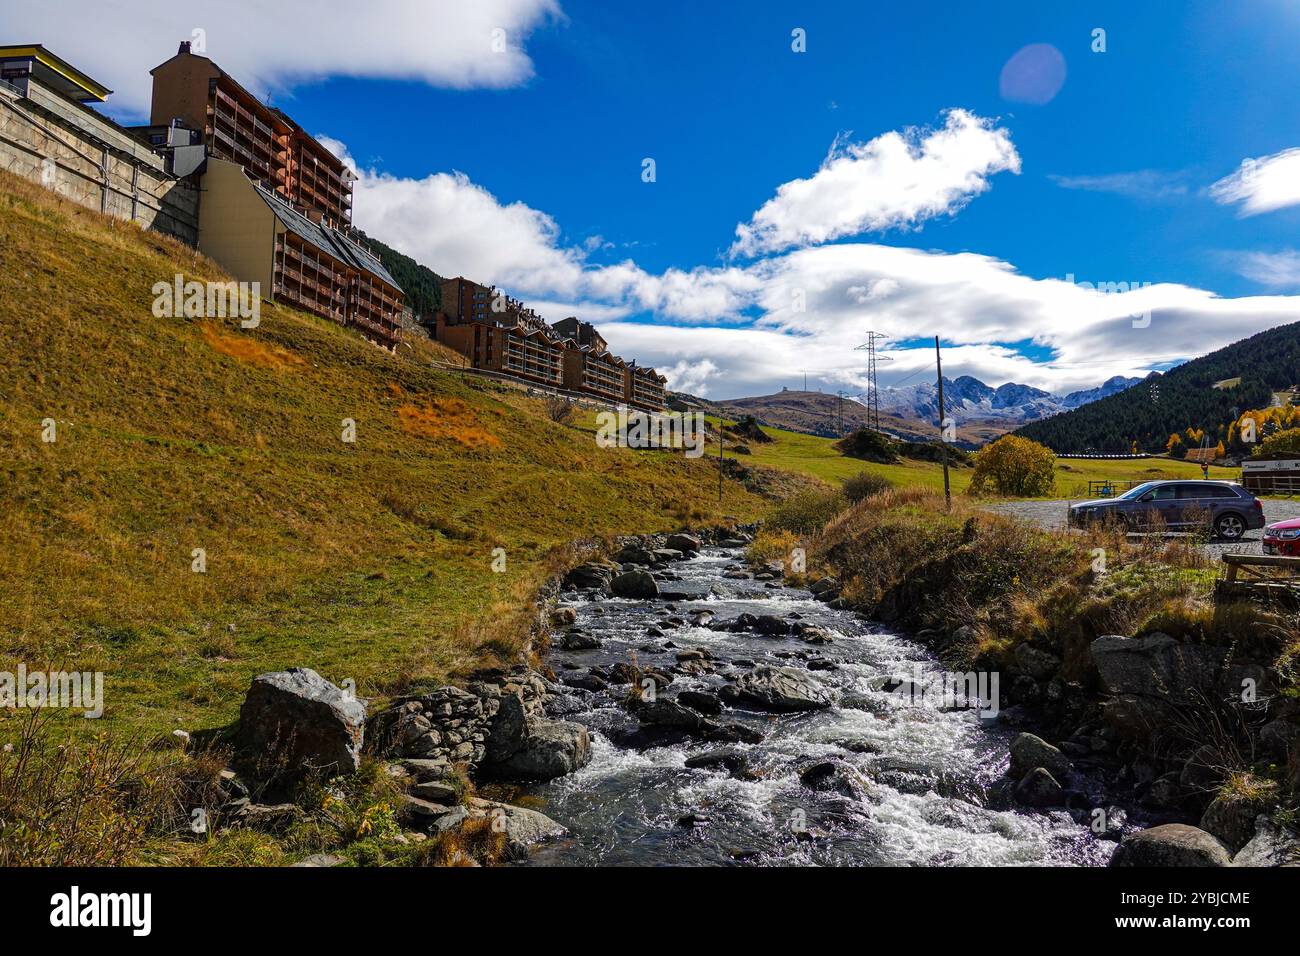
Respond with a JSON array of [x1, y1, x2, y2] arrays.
[[804, 491, 1300, 867], [209, 519, 1298, 866]]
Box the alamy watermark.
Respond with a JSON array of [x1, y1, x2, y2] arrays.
[[596, 405, 707, 458], [152, 274, 260, 329], [886, 663, 999, 718], [1066, 273, 1152, 328], [1, 665, 104, 718]]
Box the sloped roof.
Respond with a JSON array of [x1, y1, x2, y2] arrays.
[[249, 179, 402, 293]]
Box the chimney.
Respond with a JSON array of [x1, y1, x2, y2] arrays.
[[178, 40, 192, 55]]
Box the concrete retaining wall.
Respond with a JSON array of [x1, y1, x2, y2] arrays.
[[0, 82, 198, 244]]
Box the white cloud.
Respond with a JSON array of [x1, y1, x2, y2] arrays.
[[1210, 148, 1300, 217], [1049, 170, 1189, 201], [660, 359, 719, 396], [1, 0, 560, 116], [1232, 250, 1300, 289], [729, 109, 1020, 258], [331, 137, 1300, 400]]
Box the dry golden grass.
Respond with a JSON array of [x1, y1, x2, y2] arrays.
[[0, 168, 770, 740]]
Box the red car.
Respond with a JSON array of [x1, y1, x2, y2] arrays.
[[1262, 517, 1300, 556]]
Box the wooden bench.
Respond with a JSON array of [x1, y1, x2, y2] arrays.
[[1217, 553, 1300, 603]]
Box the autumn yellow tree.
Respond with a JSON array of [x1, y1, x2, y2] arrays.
[[968, 435, 1056, 497], [1166, 433, 1186, 459], [1256, 427, 1300, 458]]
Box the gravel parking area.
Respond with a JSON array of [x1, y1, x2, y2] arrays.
[[982, 498, 1299, 559]]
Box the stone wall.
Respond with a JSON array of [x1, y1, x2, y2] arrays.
[[0, 83, 198, 245]]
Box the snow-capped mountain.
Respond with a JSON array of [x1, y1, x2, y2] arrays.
[[857, 374, 1143, 426]]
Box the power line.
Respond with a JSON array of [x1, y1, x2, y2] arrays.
[[854, 331, 893, 432]]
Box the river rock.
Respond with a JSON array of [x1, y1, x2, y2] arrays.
[[632, 697, 712, 732], [677, 690, 723, 715], [484, 691, 529, 763], [1014, 643, 1061, 682], [733, 666, 833, 711], [667, 533, 702, 554], [236, 668, 366, 777], [1232, 816, 1300, 867], [799, 760, 869, 799], [565, 562, 614, 591], [753, 614, 794, 636], [561, 672, 608, 693], [487, 719, 591, 780], [1013, 767, 1065, 807], [612, 569, 660, 599], [685, 749, 756, 780], [561, 630, 603, 650], [468, 798, 567, 858], [1259, 718, 1300, 758], [1109, 824, 1232, 867], [1200, 784, 1279, 853], [1009, 732, 1072, 781], [550, 606, 577, 627], [1090, 633, 1225, 699]]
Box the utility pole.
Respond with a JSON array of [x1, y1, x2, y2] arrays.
[[717, 413, 724, 504], [854, 331, 892, 432], [935, 335, 951, 512]]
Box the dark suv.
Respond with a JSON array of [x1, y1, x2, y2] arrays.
[[1068, 480, 1265, 540]]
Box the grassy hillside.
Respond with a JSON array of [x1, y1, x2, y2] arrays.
[[0, 171, 767, 736], [730, 420, 1238, 496]]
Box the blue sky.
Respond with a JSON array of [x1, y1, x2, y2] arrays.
[[13, 0, 1300, 398]]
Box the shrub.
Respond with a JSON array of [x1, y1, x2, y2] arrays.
[[834, 428, 899, 463], [841, 471, 892, 504], [765, 488, 847, 536], [544, 396, 575, 425], [967, 435, 1056, 497]]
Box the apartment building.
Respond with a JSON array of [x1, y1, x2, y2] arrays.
[[434, 277, 561, 385], [562, 342, 626, 403], [149, 42, 353, 227], [553, 316, 606, 353], [198, 157, 403, 346], [148, 42, 402, 347], [627, 364, 669, 412], [434, 278, 666, 408]]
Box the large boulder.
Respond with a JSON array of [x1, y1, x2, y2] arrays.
[[484, 691, 529, 763], [1014, 768, 1065, 807], [1009, 732, 1071, 782], [612, 569, 660, 600], [1090, 633, 1225, 699], [468, 798, 567, 859], [1014, 643, 1061, 682], [666, 533, 701, 554], [1201, 789, 1277, 854], [236, 668, 365, 777], [1109, 824, 1232, 867], [1233, 816, 1300, 867], [733, 666, 833, 712], [486, 719, 591, 780], [565, 562, 614, 591]]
